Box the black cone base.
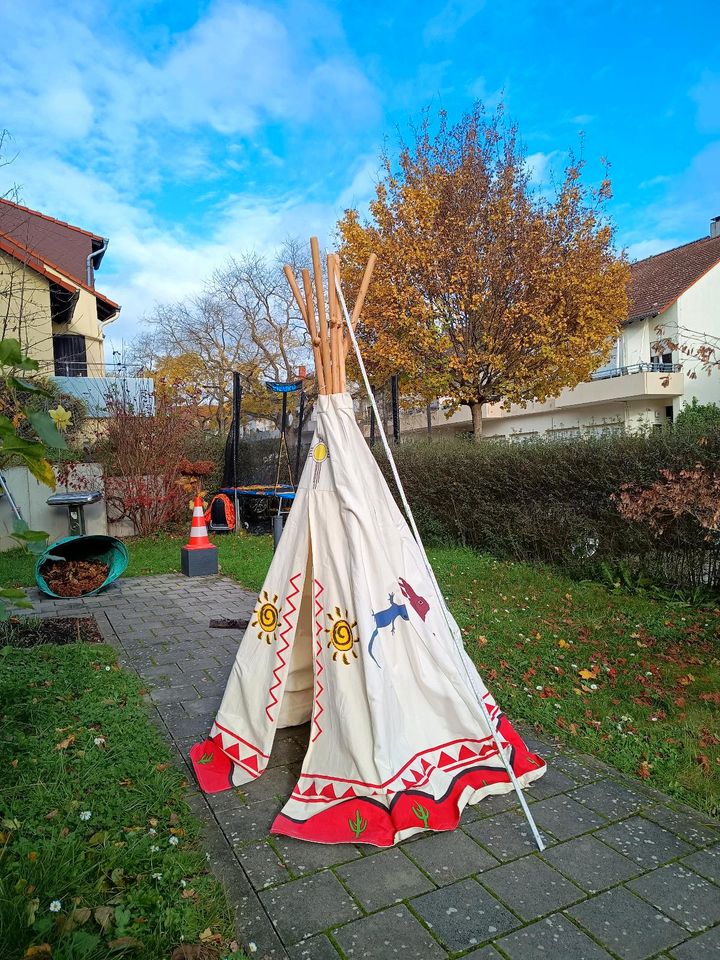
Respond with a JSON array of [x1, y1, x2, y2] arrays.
[[181, 545, 218, 577]]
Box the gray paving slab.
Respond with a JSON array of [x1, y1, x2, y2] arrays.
[[568, 886, 687, 960], [18, 573, 720, 960], [260, 871, 361, 944], [287, 935, 341, 959], [529, 793, 607, 840], [272, 836, 362, 876], [463, 809, 555, 861], [411, 878, 520, 951], [236, 840, 293, 891], [627, 863, 720, 932], [679, 844, 720, 884], [333, 904, 446, 959], [542, 834, 641, 892], [570, 779, 650, 821], [403, 828, 498, 882], [460, 948, 502, 960], [335, 848, 435, 912], [496, 913, 615, 959], [643, 806, 719, 847], [669, 925, 720, 959], [480, 855, 585, 920], [525, 765, 578, 799], [595, 816, 695, 867]]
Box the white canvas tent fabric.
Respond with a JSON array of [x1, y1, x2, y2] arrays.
[[191, 392, 546, 846]]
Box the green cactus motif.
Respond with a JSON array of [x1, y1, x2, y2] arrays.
[[348, 809, 367, 838], [198, 751, 214, 765], [411, 802, 430, 829]]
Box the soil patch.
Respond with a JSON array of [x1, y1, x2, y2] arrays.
[[0, 616, 105, 648], [41, 559, 109, 597]]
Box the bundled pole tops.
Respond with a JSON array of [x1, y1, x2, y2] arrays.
[[284, 237, 376, 396]]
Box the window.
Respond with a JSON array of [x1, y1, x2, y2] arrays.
[[49, 284, 78, 325], [53, 334, 87, 377]]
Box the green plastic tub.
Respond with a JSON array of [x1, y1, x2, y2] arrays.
[[35, 535, 129, 598]]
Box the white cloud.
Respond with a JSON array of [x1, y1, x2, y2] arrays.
[[423, 0, 486, 43], [0, 0, 382, 351], [525, 150, 563, 186], [691, 72, 720, 134]]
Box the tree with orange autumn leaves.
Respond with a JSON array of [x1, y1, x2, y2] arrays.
[[338, 105, 630, 438]]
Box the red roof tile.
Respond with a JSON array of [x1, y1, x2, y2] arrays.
[[629, 233, 720, 321], [0, 232, 119, 312], [0, 197, 107, 286]]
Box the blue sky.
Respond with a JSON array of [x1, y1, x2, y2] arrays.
[[1, 0, 719, 348]]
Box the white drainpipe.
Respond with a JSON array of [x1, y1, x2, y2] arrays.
[[86, 237, 109, 287]]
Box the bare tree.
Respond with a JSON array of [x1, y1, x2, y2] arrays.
[[135, 240, 313, 433]]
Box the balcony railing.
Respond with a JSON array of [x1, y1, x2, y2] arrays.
[[591, 361, 680, 381]]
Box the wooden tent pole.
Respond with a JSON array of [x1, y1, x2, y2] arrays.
[[310, 237, 333, 393], [301, 268, 325, 395], [283, 265, 307, 325], [285, 263, 325, 395], [327, 254, 340, 394], [343, 253, 377, 358], [333, 254, 347, 393]]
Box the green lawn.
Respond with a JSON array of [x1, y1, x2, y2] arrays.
[[0, 639, 240, 960], [2, 534, 718, 816]]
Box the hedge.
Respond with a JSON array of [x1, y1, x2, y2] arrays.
[[374, 427, 720, 590]]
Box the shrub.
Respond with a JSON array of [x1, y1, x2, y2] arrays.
[[376, 426, 720, 589]]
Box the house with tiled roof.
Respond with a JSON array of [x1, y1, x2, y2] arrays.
[[0, 197, 120, 378], [399, 219, 720, 439]]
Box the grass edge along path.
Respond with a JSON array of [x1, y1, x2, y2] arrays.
[[1, 533, 718, 818], [0, 638, 243, 960]]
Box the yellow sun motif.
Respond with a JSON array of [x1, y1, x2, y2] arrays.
[[312, 441, 328, 462], [325, 607, 359, 665], [253, 590, 279, 644]]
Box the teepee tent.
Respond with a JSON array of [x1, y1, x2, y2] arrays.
[[190, 239, 546, 848]]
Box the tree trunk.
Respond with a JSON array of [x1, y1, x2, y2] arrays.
[[470, 401, 483, 440]]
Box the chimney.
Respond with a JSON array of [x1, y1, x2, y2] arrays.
[[711, 216, 720, 239]]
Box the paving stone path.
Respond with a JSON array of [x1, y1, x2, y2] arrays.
[[22, 574, 720, 960]]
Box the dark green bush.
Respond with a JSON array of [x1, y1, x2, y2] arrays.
[[375, 427, 720, 589]]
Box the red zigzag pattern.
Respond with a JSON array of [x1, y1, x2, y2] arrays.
[[265, 572, 302, 722], [311, 578, 325, 742]]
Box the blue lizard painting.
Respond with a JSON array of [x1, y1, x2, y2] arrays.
[[367, 580, 430, 666], [368, 593, 409, 666]]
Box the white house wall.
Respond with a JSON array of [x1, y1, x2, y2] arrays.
[[674, 263, 720, 409]]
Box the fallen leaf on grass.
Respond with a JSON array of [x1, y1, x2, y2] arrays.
[[198, 929, 222, 943], [94, 906, 114, 931], [107, 937, 143, 953], [637, 761, 652, 780], [699, 692, 720, 704], [55, 734, 76, 751], [171, 946, 219, 960], [23, 946, 51, 959], [180, 888, 197, 899], [578, 666, 600, 680], [697, 753, 711, 774]]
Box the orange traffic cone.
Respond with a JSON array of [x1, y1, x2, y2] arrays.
[[185, 495, 212, 549], [181, 496, 218, 577]]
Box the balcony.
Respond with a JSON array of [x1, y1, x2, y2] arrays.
[[483, 363, 684, 420]]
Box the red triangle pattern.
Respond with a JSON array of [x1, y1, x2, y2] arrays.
[[321, 783, 336, 799], [241, 753, 259, 772], [438, 751, 456, 768], [225, 742, 241, 761], [458, 745, 476, 762]]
